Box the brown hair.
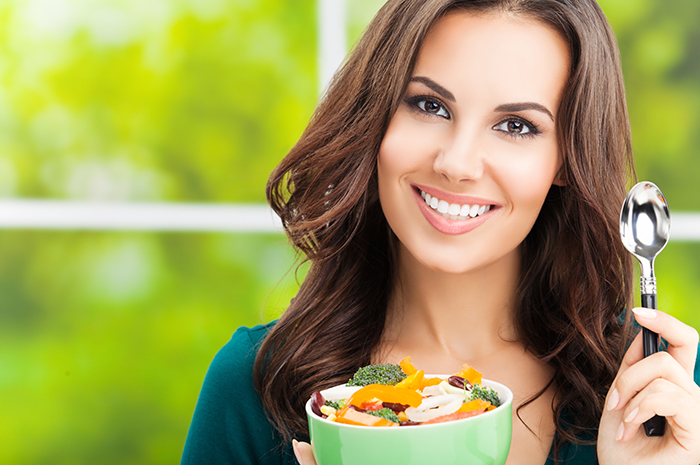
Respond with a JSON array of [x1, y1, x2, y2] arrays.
[[255, 0, 634, 459]]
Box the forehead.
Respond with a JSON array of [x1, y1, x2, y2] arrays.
[[413, 11, 571, 111]]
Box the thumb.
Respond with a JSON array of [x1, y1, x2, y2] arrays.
[[292, 439, 318, 465]]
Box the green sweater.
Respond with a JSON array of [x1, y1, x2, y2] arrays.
[[181, 323, 700, 465]]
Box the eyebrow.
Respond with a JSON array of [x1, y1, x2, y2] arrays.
[[409, 76, 456, 102], [495, 102, 554, 121]]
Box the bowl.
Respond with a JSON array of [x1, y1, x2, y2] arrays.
[[305, 378, 513, 465]]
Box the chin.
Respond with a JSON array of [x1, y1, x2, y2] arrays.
[[412, 249, 488, 275]]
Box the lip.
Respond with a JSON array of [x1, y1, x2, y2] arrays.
[[415, 184, 498, 207], [412, 184, 498, 235]]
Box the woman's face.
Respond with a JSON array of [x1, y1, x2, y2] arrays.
[[377, 11, 570, 275]]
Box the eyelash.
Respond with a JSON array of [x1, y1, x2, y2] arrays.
[[404, 95, 450, 119], [493, 117, 542, 139], [404, 95, 542, 139]]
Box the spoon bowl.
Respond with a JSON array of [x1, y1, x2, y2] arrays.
[[620, 182, 671, 275]]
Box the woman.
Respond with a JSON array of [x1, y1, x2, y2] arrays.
[[182, 0, 700, 464]]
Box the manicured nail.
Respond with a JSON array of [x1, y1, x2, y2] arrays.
[[607, 389, 619, 411], [625, 407, 639, 423], [632, 307, 657, 320], [616, 422, 625, 441], [292, 439, 302, 463]]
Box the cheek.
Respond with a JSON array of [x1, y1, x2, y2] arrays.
[[495, 145, 561, 208], [378, 114, 437, 178]]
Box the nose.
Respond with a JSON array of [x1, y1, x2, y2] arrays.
[[433, 127, 485, 183]]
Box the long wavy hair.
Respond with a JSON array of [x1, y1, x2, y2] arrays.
[[255, 0, 635, 459]]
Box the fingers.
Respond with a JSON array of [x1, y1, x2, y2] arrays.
[[631, 307, 699, 376], [608, 309, 700, 444], [608, 350, 697, 412], [292, 439, 318, 465], [616, 378, 700, 442]]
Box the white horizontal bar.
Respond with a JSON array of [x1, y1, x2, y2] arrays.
[[671, 212, 700, 241], [0, 200, 283, 232], [0, 200, 697, 240]]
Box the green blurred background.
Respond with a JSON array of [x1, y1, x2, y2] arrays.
[[0, 0, 698, 463]]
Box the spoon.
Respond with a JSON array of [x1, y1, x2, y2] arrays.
[[619, 181, 671, 436]]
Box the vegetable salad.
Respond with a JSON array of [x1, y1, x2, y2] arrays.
[[309, 357, 502, 427]]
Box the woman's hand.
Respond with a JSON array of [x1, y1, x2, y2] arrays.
[[292, 439, 318, 465], [598, 307, 700, 465]]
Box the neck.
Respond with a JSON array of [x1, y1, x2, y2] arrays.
[[381, 243, 523, 370]]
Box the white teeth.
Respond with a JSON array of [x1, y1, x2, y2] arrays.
[[419, 189, 491, 220]]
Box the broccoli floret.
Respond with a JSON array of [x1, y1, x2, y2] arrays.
[[470, 384, 501, 407], [324, 399, 345, 411], [347, 363, 407, 386], [366, 408, 400, 423]]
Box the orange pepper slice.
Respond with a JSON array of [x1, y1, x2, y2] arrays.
[[395, 370, 424, 390], [420, 376, 443, 388], [342, 384, 423, 411], [335, 408, 398, 427], [454, 364, 482, 385], [456, 398, 494, 413], [399, 356, 417, 376]]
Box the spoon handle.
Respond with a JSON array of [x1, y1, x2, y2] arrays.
[[641, 294, 660, 357], [640, 292, 666, 436]]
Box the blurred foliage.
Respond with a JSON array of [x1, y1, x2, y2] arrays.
[[0, 0, 698, 464]]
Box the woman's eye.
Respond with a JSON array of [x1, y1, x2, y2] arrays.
[[493, 119, 539, 137], [416, 99, 449, 118]]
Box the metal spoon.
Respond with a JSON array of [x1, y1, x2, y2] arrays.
[[619, 181, 671, 436]]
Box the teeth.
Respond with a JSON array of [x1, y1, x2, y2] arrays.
[[421, 189, 491, 220]]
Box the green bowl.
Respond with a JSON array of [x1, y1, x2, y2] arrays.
[[306, 379, 513, 465]]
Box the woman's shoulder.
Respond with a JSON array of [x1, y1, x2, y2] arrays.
[[214, 321, 276, 370], [196, 321, 276, 394], [181, 320, 296, 465]]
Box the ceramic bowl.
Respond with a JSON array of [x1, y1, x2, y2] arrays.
[[305, 378, 513, 465]]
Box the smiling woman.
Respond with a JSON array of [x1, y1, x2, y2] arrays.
[[378, 12, 567, 273], [181, 1, 700, 465]]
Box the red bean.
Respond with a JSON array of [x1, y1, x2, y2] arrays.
[[310, 391, 324, 417], [448, 375, 471, 390], [382, 402, 409, 412]]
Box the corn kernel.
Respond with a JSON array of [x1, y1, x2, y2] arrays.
[[320, 405, 336, 416]]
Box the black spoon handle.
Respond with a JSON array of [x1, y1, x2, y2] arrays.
[[640, 293, 666, 437]]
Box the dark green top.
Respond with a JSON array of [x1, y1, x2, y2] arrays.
[[181, 322, 700, 465]]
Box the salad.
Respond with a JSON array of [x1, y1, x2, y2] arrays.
[[309, 357, 502, 427]]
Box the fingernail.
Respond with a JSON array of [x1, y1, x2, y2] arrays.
[[632, 307, 657, 320], [292, 439, 301, 463], [625, 407, 638, 423], [607, 389, 619, 411], [616, 422, 625, 441]]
